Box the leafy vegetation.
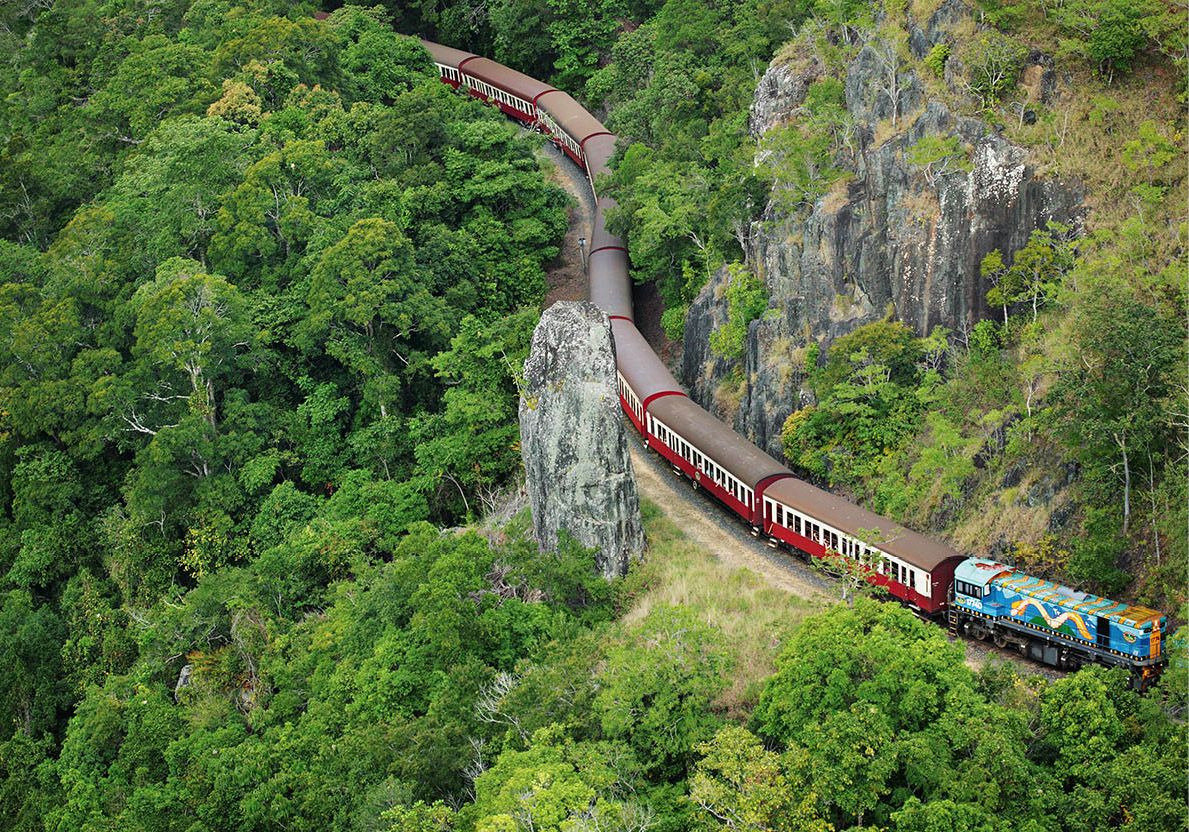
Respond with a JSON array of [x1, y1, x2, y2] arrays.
[[596, 0, 823, 315], [1, 0, 1186, 829]]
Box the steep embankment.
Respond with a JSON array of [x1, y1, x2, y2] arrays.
[[675, 1, 1184, 613], [685, 6, 1084, 458]]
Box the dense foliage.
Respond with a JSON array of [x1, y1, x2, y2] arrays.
[[1, 0, 1185, 830], [0, 2, 572, 825]]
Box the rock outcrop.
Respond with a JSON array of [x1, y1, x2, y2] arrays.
[[685, 6, 1083, 458], [519, 302, 644, 579]]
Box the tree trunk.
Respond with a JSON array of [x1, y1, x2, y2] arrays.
[[1114, 431, 1131, 534], [1148, 450, 1160, 566]]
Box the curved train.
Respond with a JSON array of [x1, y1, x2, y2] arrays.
[[419, 39, 1167, 688]]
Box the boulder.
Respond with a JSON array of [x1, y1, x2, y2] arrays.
[[519, 302, 644, 579]]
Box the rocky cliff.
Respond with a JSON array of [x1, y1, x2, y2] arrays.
[[519, 301, 645, 579], [684, 2, 1083, 459]]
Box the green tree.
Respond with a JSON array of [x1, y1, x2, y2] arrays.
[[1049, 280, 1182, 545], [689, 725, 834, 832], [597, 605, 729, 780], [709, 264, 769, 362], [1054, 0, 1170, 82], [956, 29, 1028, 108]]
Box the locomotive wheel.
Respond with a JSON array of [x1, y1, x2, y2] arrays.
[[993, 634, 1007, 649]]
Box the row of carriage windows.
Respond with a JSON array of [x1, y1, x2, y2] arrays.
[[645, 408, 928, 596], [435, 64, 587, 179], [616, 374, 643, 423], [766, 498, 927, 594], [650, 418, 752, 506], [467, 77, 533, 115]]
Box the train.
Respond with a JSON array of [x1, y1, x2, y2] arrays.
[[418, 39, 1168, 689]]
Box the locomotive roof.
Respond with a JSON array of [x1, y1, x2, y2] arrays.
[[990, 572, 1164, 628], [765, 476, 966, 572], [610, 319, 685, 402], [954, 558, 1012, 587], [589, 249, 634, 320], [420, 39, 475, 69], [536, 90, 610, 147], [459, 57, 555, 102], [648, 395, 793, 487]]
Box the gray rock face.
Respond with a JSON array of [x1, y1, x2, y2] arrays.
[[684, 24, 1083, 460], [519, 302, 644, 579], [748, 57, 822, 139]]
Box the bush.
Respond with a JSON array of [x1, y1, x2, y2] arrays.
[[958, 29, 1028, 108], [924, 42, 950, 77]]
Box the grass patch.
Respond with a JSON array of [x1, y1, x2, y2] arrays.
[[900, 187, 940, 223], [621, 500, 814, 719], [909, 0, 945, 22], [819, 174, 853, 214], [714, 374, 746, 424]]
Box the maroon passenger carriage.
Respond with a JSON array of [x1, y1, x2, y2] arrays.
[[421, 38, 966, 618]]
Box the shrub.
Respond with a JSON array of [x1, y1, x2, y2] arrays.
[[924, 42, 950, 77]]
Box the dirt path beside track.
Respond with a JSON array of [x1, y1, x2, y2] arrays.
[[627, 431, 835, 601], [537, 139, 593, 306]]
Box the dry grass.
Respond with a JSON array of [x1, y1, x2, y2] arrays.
[[900, 188, 940, 222], [874, 104, 926, 146], [949, 478, 1058, 556], [623, 501, 814, 719], [1005, 66, 1185, 231], [819, 174, 853, 214], [774, 29, 817, 71], [713, 375, 745, 424], [909, 0, 946, 22]]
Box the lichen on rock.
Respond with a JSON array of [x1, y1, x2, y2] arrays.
[[519, 301, 644, 579]]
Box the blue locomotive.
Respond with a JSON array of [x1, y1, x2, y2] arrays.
[[951, 558, 1166, 687]]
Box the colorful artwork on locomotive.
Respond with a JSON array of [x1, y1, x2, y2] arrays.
[[953, 558, 1165, 668]]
